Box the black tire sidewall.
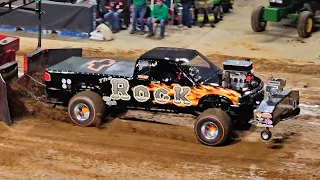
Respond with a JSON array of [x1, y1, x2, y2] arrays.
[[298, 11, 313, 38], [195, 115, 226, 146], [260, 130, 272, 140], [252, 6, 266, 32], [69, 98, 97, 126]]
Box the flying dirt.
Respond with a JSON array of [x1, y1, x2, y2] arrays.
[[0, 48, 319, 179]]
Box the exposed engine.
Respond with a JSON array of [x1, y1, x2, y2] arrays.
[[221, 59, 256, 91]]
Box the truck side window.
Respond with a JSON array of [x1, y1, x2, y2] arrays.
[[136, 60, 151, 79], [150, 62, 193, 86]]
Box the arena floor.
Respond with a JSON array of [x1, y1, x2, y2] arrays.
[[0, 0, 320, 179]]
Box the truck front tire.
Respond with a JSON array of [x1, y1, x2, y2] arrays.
[[194, 108, 232, 146], [68, 91, 106, 127], [251, 6, 267, 32]]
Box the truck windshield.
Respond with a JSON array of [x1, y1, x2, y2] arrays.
[[180, 54, 221, 82]]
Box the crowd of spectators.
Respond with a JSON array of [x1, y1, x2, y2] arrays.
[[92, 0, 195, 39]]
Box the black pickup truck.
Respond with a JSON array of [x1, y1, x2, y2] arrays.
[[44, 47, 300, 146]]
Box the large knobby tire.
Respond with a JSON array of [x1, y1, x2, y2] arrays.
[[251, 6, 267, 32], [194, 108, 232, 146], [297, 11, 314, 38], [68, 91, 106, 127]]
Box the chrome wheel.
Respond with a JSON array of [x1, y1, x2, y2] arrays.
[[201, 122, 219, 140], [261, 132, 269, 140], [74, 103, 90, 121], [260, 129, 272, 140]]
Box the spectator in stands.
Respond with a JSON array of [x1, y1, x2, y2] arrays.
[[146, 0, 170, 39], [122, 0, 132, 29], [103, 0, 129, 33], [130, 0, 148, 35], [180, 0, 193, 28]]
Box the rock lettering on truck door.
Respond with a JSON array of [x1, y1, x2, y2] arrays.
[[132, 85, 150, 102], [110, 78, 131, 100], [109, 78, 192, 106], [153, 88, 170, 104]]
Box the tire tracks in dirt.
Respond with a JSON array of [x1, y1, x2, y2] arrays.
[[2, 48, 320, 179]]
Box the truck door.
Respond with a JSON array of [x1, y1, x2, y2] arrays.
[[147, 61, 195, 110], [131, 59, 154, 108]]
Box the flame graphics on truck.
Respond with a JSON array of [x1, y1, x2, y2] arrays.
[[108, 78, 241, 107], [148, 82, 241, 106]]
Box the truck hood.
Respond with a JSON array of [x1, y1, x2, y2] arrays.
[[194, 66, 222, 84], [47, 57, 136, 77]]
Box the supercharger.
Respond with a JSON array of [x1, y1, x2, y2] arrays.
[[221, 59, 254, 91]]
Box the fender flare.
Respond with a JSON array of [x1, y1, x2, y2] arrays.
[[71, 83, 104, 101], [197, 94, 233, 112]]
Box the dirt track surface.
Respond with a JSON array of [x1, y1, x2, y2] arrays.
[[2, 47, 320, 179], [1, 0, 320, 178]]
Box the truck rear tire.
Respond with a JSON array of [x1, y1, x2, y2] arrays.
[[68, 91, 106, 127], [194, 108, 232, 146], [297, 11, 314, 38], [251, 6, 267, 32]]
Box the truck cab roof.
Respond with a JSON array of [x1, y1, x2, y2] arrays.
[[139, 47, 199, 62]]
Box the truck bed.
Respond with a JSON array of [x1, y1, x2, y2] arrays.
[[47, 57, 136, 77]]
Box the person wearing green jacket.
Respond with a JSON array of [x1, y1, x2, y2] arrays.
[[146, 0, 171, 39]]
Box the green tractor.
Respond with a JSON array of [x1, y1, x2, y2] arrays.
[[251, 0, 320, 38]]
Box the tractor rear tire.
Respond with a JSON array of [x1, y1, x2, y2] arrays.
[[251, 6, 267, 32], [194, 108, 232, 146], [297, 11, 314, 38], [68, 91, 106, 127]]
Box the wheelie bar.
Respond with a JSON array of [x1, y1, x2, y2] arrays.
[[250, 78, 300, 141]]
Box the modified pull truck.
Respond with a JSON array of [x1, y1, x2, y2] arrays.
[[44, 47, 300, 146]]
